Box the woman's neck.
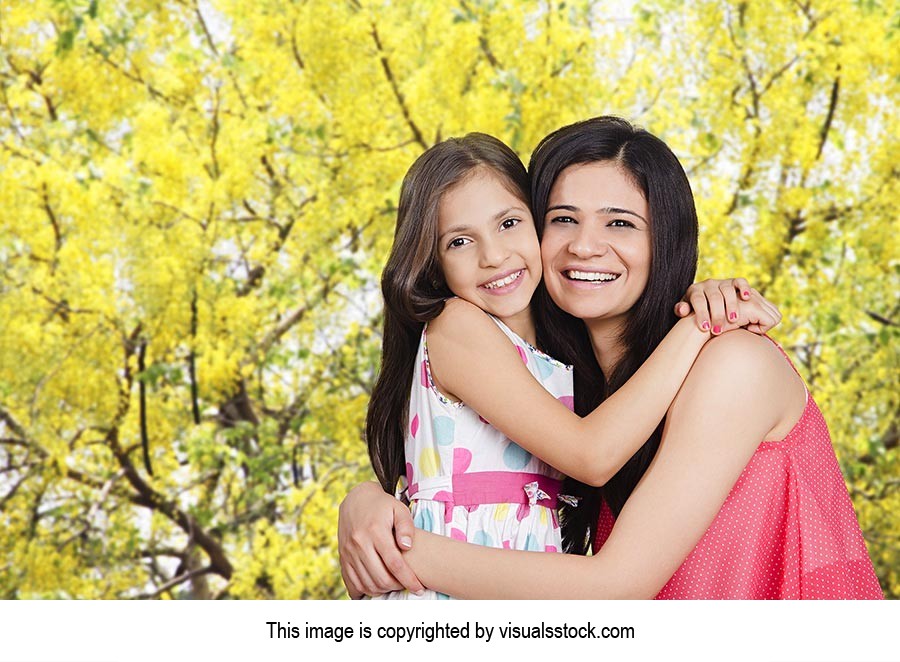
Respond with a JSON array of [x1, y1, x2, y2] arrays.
[[585, 318, 627, 379]]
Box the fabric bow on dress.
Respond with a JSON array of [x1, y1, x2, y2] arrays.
[[523, 481, 550, 506]]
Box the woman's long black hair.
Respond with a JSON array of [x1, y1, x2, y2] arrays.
[[366, 134, 531, 493], [529, 116, 700, 554]]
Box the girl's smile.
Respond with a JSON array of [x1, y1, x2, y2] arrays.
[[479, 268, 525, 292]]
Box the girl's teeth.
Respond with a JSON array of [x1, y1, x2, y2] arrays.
[[484, 270, 522, 289], [567, 270, 619, 282]]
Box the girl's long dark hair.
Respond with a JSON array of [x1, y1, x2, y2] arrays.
[[366, 134, 530, 493], [529, 117, 700, 554]]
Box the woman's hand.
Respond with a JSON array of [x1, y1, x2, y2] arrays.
[[675, 278, 782, 335], [338, 481, 424, 598]]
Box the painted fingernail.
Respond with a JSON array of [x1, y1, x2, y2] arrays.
[[701, 321, 710, 331], [400, 536, 413, 549], [729, 312, 737, 321], [713, 325, 722, 334], [742, 291, 750, 298]]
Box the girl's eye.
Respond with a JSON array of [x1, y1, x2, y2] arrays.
[[549, 215, 576, 224], [500, 217, 521, 230], [609, 219, 635, 228], [448, 237, 471, 249]]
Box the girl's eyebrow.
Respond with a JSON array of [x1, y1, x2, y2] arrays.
[[493, 205, 528, 219], [546, 204, 647, 223], [439, 224, 471, 241], [439, 206, 530, 240]]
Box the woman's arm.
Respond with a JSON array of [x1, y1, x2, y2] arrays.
[[404, 331, 804, 598]]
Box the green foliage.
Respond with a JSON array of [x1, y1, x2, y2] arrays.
[[0, 0, 897, 598]]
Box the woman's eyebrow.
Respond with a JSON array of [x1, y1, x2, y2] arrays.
[[546, 204, 578, 213], [545, 203, 646, 222], [599, 206, 647, 222]]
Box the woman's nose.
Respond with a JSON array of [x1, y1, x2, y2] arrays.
[[567, 225, 608, 259]]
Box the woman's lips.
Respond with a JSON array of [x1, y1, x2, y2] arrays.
[[560, 268, 621, 288]]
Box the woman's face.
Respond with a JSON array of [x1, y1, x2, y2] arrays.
[[540, 161, 651, 329]]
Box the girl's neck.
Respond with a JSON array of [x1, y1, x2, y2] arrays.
[[585, 318, 627, 379], [498, 306, 537, 346]]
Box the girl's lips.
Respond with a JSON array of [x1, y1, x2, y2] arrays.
[[479, 268, 525, 295]]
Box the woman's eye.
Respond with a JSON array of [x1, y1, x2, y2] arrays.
[[549, 215, 576, 224], [448, 237, 470, 249], [609, 219, 635, 228], [500, 218, 521, 230]]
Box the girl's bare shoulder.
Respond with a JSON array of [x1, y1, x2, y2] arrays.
[[429, 297, 497, 341]]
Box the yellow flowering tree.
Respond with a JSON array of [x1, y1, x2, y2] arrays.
[[0, 0, 897, 598]]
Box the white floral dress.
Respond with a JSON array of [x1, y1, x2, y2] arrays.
[[373, 315, 573, 600]]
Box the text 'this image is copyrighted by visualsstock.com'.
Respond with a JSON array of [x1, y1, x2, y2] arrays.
[[270, 619, 635, 644]]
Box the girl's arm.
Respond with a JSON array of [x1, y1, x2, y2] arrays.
[[428, 289, 772, 486], [428, 300, 700, 486], [404, 331, 804, 598]]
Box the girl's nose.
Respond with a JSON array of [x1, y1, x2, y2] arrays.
[[479, 238, 510, 268]]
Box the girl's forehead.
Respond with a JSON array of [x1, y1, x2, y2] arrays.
[[441, 170, 529, 214], [454, 166, 528, 201]]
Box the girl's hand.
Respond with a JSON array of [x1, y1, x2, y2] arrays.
[[674, 278, 782, 335], [338, 481, 424, 598]]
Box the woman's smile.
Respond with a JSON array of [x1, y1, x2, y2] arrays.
[[562, 267, 622, 286]]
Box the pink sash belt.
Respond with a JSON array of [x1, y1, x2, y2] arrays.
[[408, 471, 562, 519]]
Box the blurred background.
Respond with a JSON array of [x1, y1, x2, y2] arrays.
[[0, 0, 897, 599]]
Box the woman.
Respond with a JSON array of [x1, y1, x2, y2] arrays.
[[340, 117, 882, 599]]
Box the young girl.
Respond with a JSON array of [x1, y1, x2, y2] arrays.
[[361, 132, 779, 599]]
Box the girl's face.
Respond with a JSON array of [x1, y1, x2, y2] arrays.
[[540, 161, 651, 329], [436, 168, 541, 323]]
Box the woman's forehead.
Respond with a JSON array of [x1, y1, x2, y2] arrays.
[[548, 162, 647, 214]]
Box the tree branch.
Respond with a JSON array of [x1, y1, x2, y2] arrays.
[[370, 21, 427, 150], [815, 69, 841, 161]]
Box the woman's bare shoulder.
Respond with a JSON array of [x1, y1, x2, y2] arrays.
[[673, 330, 806, 441], [694, 330, 792, 378]]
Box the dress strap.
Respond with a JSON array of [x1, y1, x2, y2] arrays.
[[761, 334, 809, 403]]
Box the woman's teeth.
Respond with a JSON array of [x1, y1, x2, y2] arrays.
[[483, 270, 523, 289], [566, 270, 619, 282]]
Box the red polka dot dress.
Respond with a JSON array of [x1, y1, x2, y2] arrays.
[[593, 344, 883, 600]]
